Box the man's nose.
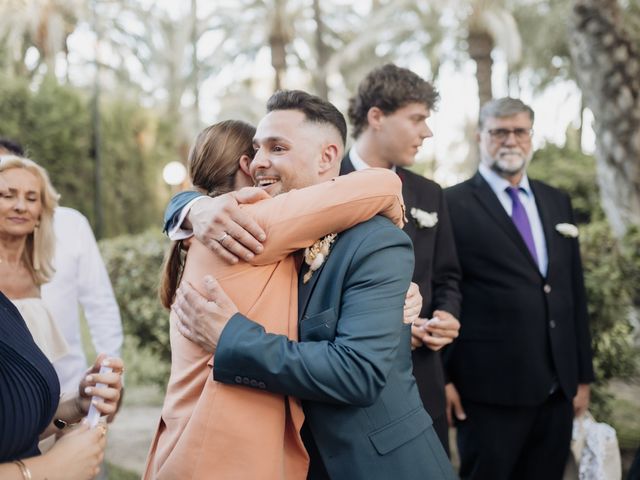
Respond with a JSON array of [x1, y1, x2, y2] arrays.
[[503, 131, 518, 146], [421, 123, 433, 140], [252, 149, 271, 169]]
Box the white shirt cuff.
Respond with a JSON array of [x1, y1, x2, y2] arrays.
[[168, 196, 207, 241]]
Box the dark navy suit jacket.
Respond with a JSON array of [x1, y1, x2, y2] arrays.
[[213, 217, 456, 479], [341, 158, 462, 421], [444, 173, 594, 406]]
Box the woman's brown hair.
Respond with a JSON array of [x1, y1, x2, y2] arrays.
[[159, 120, 256, 308]]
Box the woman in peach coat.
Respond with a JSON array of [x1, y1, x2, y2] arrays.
[[144, 120, 404, 479]]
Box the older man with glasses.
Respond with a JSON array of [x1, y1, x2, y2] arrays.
[[443, 97, 594, 480]]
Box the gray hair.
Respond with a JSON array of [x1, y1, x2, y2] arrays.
[[478, 97, 535, 130]]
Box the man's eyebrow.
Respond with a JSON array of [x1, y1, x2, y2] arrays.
[[253, 136, 291, 144]]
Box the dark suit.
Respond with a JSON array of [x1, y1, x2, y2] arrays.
[[341, 157, 462, 450], [444, 172, 594, 479], [214, 216, 456, 479]]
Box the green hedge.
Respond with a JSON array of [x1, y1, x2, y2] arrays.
[[100, 230, 171, 387], [0, 75, 172, 238]]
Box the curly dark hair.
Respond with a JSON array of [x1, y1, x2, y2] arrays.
[[266, 89, 347, 146], [348, 64, 439, 139]]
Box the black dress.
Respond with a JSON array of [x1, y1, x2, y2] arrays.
[[0, 291, 60, 462]]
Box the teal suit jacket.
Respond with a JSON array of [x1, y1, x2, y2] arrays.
[[214, 216, 456, 479]]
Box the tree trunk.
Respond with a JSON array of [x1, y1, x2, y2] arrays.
[[569, 0, 640, 237], [468, 30, 494, 108], [190, 0, 199, 130], [312, 0, 329, 99], [269, 0, 288, 92]]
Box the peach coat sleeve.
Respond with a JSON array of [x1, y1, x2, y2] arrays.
[[244, 168, 405, 265]]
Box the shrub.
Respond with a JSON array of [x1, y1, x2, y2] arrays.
[[0, 75, 171, 239], [100, 230, 171, 387]]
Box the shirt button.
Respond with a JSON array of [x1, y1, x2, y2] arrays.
[[543, 284, 552, 294], [549, 320, 556, 329], [234, 376, 242, 384], [258, 382, 266, 389], [250, 379, 258, 387], [242, 377, 250, 385]]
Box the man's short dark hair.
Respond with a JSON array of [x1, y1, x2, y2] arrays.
[[348, 64, 439, 139], [266, 90, 347, 146], [0, 137, 24, 156]]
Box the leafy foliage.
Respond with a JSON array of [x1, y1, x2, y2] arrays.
[[0, 75, 170, 238], [100, 230, 171, 387], [528, 143, 604, 223], [0, 76, 94, 217]]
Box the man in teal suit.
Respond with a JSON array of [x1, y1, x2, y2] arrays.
[[170, 90, 456, 479]]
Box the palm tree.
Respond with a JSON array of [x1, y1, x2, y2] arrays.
[[569, 0, 640, 237], [0, 0, 82, 78]]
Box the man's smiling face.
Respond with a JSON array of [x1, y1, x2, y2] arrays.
[[250, 109, 325, 196]]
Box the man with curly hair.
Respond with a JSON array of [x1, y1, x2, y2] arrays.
[[341, 64, 462, 453]]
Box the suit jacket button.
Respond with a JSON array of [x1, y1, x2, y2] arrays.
[[234, 376, 243, 384], [543, 284, 552, 293], [549, 319, 556, 329], [250, 379, 258, 387], [242, 377, 250, 385], [258, 382, 266, 389]]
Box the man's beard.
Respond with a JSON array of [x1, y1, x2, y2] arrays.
[[483, 148, 533, 177]]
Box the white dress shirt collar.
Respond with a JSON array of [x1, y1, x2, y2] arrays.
[[478, 163, 548, 276], [478, 163, 533, 197], [349, 145, 397, 172]]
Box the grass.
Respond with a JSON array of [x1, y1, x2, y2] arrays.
[[105, 462, 139, 480], [608, 385, 640, 450]]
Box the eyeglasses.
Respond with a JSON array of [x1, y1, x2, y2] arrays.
[[486, 128, 533, 142]]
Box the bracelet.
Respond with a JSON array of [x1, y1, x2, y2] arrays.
[[53, 418, 68, 429], [13, 459, 32, 480]]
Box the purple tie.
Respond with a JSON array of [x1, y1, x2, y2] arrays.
[[505, 186, 538, 264]]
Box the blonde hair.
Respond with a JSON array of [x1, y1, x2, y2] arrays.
[[0, 155, 59, 285]]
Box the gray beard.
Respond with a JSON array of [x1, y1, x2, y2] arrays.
[[482, 150, 533, 179]]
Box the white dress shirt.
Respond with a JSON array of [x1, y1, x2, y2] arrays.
[[478, 163, 549, 276], [168, 196, 208, 240], [41, 207, 123, 394], [349, 146, 397, 172]]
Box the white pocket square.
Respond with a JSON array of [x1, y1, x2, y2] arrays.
[[555, 223, 579, 238]]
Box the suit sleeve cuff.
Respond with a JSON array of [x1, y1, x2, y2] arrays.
[[212, 312, 259, 382]]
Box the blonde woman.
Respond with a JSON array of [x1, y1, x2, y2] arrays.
[[0, 155, 68, 360], [0, 157, 124, 479]]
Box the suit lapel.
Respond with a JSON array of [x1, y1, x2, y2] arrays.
[[471, 173, 540, 272], [298, 248, 331, 319], [529, 181, 554, 279], [397, 168, 417, 212], [340, 154, 356, 175]]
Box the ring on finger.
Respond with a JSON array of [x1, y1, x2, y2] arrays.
[[216, 232, 230, 243]]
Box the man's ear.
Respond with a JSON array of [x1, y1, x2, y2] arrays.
[[366, 106, 385, 131], [318, 142, 341, 174], [239, 154, 252, 176]]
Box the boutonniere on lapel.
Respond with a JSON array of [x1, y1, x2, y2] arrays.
[[555, 223, 579, 238], [303, 233, 337, 284], [410, 208, 438, 229]]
